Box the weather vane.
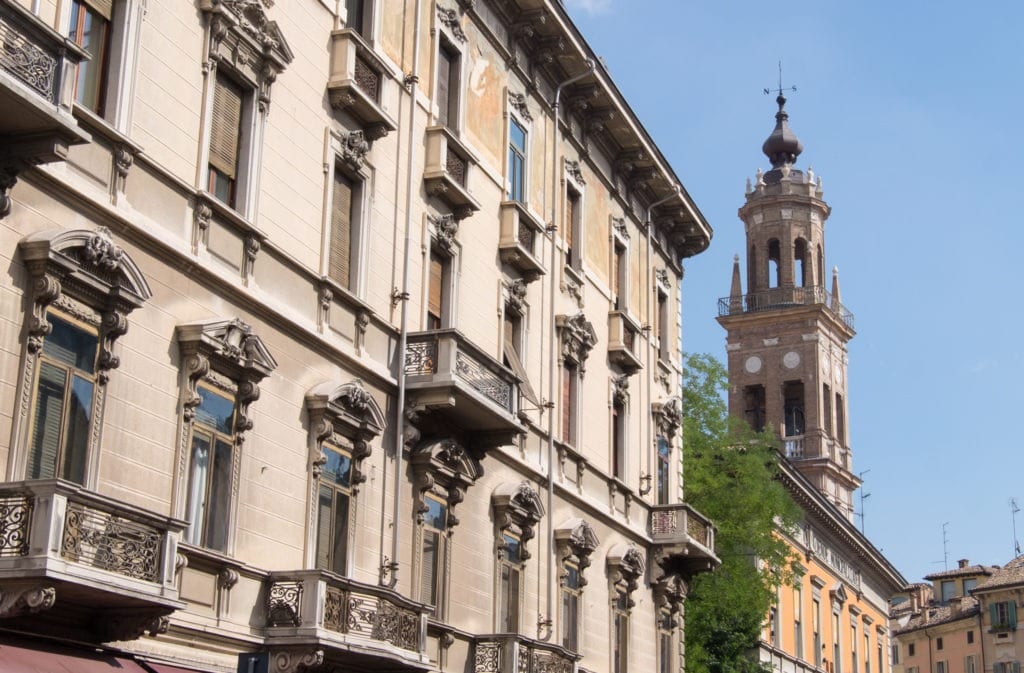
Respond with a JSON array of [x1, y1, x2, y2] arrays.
[[763, 60, 797, 98]]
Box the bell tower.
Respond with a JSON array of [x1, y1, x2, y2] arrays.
[[717, 94, 860, 521]]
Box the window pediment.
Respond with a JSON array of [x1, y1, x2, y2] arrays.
[[493, 481, 544, 560], [410, 438, 481, 527], [555, 518, 599, 585], [306, 379, 385, 440], [652, 396, 682, 438], [176, 318, 277, 381], [556, 313, 597, 370], [607, 543, 645, 608]]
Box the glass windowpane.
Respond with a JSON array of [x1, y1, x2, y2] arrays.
[[195, 386, 235, 434], [206, 439, 233, 551], [61, 375, 93, 483], [185, 433, 211, 545], [44, 314, 98, 373]]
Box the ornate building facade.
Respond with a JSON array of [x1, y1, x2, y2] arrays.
[[0, 0, 717, 671], [717, 95, 905, 673]]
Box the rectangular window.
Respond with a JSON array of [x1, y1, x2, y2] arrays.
[[561, 362, 578, 445], [566, 187, 581, 269], [967, 630, 974, 644], [420, 494, 448, 613], [965, 656, 976, 673], [657, 289, 669, 362], [834, 612, 842, 673], [909, 644, 916, 657], [823, 384, 833, 436], [427, 250, 448, 329], [328, 168, 358, 290], [992, 601, 1018, 630], [28, 311, 98, 484], [656, 437, 670, 505], [658, 608, 673, 673], [771, 604, 781, 647], [744, 385, 766, 432], [794, 586, 804, 660], [836, 393, 846, 444], [345, 0, 368, 35], [852, 624, 858, 673], [865, 633, 871, 673], [499, 533, 522, 632], [813, 599, 822, 667], [964, 578, 978, 594], [315, 445, 353, 575], [436, 39, 459, 129], [936, 637, 944, 651], [612, 400, 626, 480], [68, 0, 111, 113], [935, 661, 946, 673], [185, 383, 236, 551], [784, 381, 806, 437], [613, 241, 627, 311], [508, 118, 527, 202], [561, 561, 581, 650], [940, 581, 956, 604], [892, 644, 900, 665], [613, 589, 629, 673], [208, 74, 244, 207]]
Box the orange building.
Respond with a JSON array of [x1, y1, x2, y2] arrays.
[[718, 95, 906, 673]]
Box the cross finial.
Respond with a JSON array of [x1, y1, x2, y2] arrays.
[[763, 60, 797, 105]]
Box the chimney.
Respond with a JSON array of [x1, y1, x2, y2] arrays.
[[959, 559, 969, 569]]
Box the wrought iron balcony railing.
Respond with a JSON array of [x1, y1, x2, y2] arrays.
[[0, 479, 183, 606], [265, 570, 429, 668], [474, 634, 578, 673], [717, 286, 854, 331]]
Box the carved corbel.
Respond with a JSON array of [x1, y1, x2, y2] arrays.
[[0, 583, 55, 618], [272, 649, 324, 673]]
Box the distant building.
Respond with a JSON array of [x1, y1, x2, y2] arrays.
[[718, 94, 906, 673]]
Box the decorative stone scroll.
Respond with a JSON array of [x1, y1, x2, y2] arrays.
[[606, 543, 645, 609], [564, 158, 586, 185], [652, 396, 683, 438], [554, 518, 599, 586], [492, 481, 545, 560], [436, 4, 467, 42], [410, 438, 482, 528], [508, 92, 533, 123], [556, 313, 597, 372], [431, 214, 460, 256], [306, 380, 384, 486]]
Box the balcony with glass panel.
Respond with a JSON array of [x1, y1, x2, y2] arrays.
[[265, 570, 431, 671], [404, 329, 522, 444], [649, 503, 719, 579], [498, 200, 546, 282], [473, 634, 579, 673], [0, 479, 184, 639], [327, 28, 397, 140], [0, 0, 90, 168]]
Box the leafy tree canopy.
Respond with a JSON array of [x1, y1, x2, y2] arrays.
[[682, 353, 801, 673]]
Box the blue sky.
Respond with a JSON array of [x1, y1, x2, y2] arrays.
[[565, 0, 1024, 584]]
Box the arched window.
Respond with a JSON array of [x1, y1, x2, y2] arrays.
[[768, 239, 781, 288], [817, 244, 824, 286], [748, 244, 757, 294], [794, 238, 809, 288]]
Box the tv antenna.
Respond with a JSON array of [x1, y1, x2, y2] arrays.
[[855, 469, 871, 534], [939, 522, 950, 570], [1011, 498, 1021, 556], [763, 60, 797, 98]]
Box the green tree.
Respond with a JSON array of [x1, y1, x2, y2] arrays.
[[682, 353, 801, 673]]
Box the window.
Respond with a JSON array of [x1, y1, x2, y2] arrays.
[[184, 383, 235, 551], [613, 238, 628, 311], [420, 493, 448, 609], [566, 186, 582, 269], [993, 664, 1021, 673], [865, 632, 871, 673], [795, 238, 809, 287], [562, 362, 578, 445], [935, 661, 947, 673], [27, 311, 98, 484], [658, 607, 673, 673], [176, 318, 276, 554], [200, 0, 291, 215], [436, 38, 460, 129], [768, 238, 781, 287], [613, 588, 629, 673], [967, 630, 974, 644], [315, 445, 352, 574], [492, 481, 543, 633], [345, 0, 370, 35], [770, 604, 781, 646], [836, 393, 846, 445], [498, 533, 523, 632], [16, 228, 150, 488], [744, 385, 766, 432], [852, 624, 858, 673], [784, 381, 806, 437], [508, 118, 527, 202], [561, 559, 581, 649], [427, 249, 449, 329], [656, 282, 671, 363], [68, 0, 110, 113], [834, 612, 842, 673], [965, 656, 976, 673], [327, 165, 363, 291], [992, 601, 1017, 630], [656, 437, 670, 505], [813, 599, 822, 666], [823, 384, 833, 436], [612, 396, 626, 480], [936, 637, 944, 651], [794, 586, 804, 660], [964, 578, 978, 594], [208, 74, 244, 207], [909, 644, 916, 657]]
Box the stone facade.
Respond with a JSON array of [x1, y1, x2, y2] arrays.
[[0, 0, 715, 671]]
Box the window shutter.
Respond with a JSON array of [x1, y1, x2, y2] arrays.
[[1010, 601, 1018, 627], [613, 248, 621, 299], [315, 485, 332, 570], [28, 362, 68, 480], [504, 340, 539, 406], [329, 171, 354, 288], [428, 253, 443, 325], [566, 194, 575, 249], [992, 603, 999, 624], [209, 76, 242, 179], [83, 0, 113, 20], [421, 530, 438, 604], [503, 314, 514, 351]]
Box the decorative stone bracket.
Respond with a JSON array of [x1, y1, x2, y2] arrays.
[[554, 518, 599, 586], [607, 544, 645, 609], [306, 379, 385, 487], [492, 481, 544, 560], [556, 313, 597, 373], [410, 438, 482, 528]]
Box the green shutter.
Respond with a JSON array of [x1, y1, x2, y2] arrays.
[[992, 603, 999, 626], [1010, 601, 1018, 628]]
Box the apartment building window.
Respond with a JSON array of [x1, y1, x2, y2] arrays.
[[562, 362, 579, 445], [967, 630, 974, 644], [492, 482, 543, 633], [176, 319, 275, 554], [427, 249, 449, 329], [613, 237, 628, 311], [656, 286, 670, 363], [784, 381, 806, 437], [15, 228, 150, 488], [497, 532, 523, 632], [823, 384, 833, 436], [992, 601, 1018, 630], [658, 607, 674, 673], [744, 385, 766, 432], [326, 144, 369, 293], [68, 0, 110, 112], [909, 643, 916, 657], [612, 396, 626, 480], [964, 578, 978, 594], [935, 661, 947, 673], [852, 624, 858, 673], [345, 0, 371, 35], [561, 559, 581, 649], [208, 74, 244, 207], [656, 437, 671, 505], [993, 663, 1022, 673], [836, 393, 846, 444], [813, 599, 823, 667], [965, 655, 977, 673], [613, 588, 629, 673], [892, 644, 900, 665], [420, 493, 449, 610], [834, 612, 843, 673], [508, 118, 527, 202], [936, 637, 944, 651], [908, 667, 920, 673], [939, 581, 955, 604], [795, 586, 804, 660], [315, 445, 353, 574], [565, 186, 582, 270], [878, 638, 884, 673], [865, 632, 872, 673], [769, 605, 781, 647], [436, 38, 460, 129]]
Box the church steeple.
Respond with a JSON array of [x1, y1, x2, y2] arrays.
[[718, 97, 861, 521]]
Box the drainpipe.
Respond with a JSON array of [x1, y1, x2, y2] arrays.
[[644, 185, 680, 499], [541, 57, 594, 640], [386, 0, 424, 589]]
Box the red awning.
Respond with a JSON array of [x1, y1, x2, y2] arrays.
[[0, 640, 151, 673], [144, 664, 213, 673]]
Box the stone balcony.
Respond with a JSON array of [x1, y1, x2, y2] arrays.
[[498, 200, 546, 282], [473, 633, 579, 673], [265, 570, 431, 671], [649, 503, 719, 580], [423, 126, 480, 220], [327, 28, 397, 140], [405, 329, 522, 445], [0, 479, 184, 640], [607, 310, 643, 375]]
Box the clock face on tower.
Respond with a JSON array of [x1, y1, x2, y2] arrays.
[[744, 356, 762, 374]]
